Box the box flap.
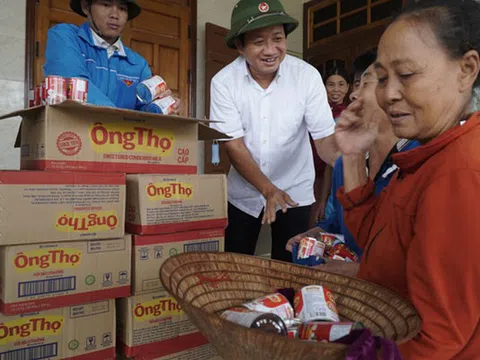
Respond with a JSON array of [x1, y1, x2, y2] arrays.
[[1, 101, 219, 123], [199, 123, 231, 141], [6, 101, 231, 147], [0, 105, 44, 120]]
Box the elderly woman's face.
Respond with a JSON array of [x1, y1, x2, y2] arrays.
[[374, 19, 469, 141]]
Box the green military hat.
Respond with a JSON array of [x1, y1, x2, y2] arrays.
[[70, 0, 141, 20], [226, 0, 299, 49]]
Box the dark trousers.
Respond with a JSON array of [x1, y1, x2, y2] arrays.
[[225, 202, 312, 262]]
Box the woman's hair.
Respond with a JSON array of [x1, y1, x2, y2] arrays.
[[353, 49, 377, 77], [396, 0, 480, 110], [324, 67, 350, 85], [398, 0, 480, 84]]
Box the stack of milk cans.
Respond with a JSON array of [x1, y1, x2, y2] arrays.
[[0, 76, 227, 360]]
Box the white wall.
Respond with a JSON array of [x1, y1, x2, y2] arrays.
[[0, 0, 25, 169]]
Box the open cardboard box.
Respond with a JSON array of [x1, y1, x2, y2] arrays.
[[0, 101, 229, 174]]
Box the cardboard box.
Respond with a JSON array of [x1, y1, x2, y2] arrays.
[[0, 299, 116, 360], [0, 235, 131, 315], [126, 174, 227, 235], [0, 101, 227, 174], [118, 343, 222, 360], [0, 170, 125, 246], [117, 291, 211, 359], [132, 228, 224, 294]]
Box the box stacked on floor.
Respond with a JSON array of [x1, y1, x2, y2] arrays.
[[119, 174, 227, 359], [120, 146, 227, 360], [0, 101, 228, 360]]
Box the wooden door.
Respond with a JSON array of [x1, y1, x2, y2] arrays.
[[31, 0, 193, 116], [203, 23, 237, 175], [124, 0, 191, 115]]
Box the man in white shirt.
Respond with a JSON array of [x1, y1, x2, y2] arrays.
[[210, 0, 339, 262]]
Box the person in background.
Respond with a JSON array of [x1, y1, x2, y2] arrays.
[[288, 50, 419, 258], [351, 51, 376, 93], [44, 0, 179, 112], [310, 67, 350, 226], [322, 60, 375, 222], [352, 48, 377, 92], [325, 67, 350, 118], [315, 0, 479, 356], [209, 0, 339, 262]]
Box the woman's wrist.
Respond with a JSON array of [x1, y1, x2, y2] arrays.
[[343, 154, 368, 193]]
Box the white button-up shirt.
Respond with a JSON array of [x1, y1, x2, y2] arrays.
[[91, 29, 126, 58], [210, 55, 335, 218]]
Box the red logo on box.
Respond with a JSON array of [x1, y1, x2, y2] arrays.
[[57, 131, 82, 156]]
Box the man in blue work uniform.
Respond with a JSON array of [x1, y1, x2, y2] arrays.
[[44, 0, 177, 111]]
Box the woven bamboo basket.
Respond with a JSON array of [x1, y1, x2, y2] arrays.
[[160, 252, 421, 360]]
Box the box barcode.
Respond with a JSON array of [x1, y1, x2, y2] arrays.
[[184, 241, 219, 253], [0, 342, 58, 360], [18, 276, 76, 298]]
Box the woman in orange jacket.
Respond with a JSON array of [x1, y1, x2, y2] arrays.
[[333, 0, 479, 358]]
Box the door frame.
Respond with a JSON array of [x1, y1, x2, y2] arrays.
[[24, 0, 198, 118]]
